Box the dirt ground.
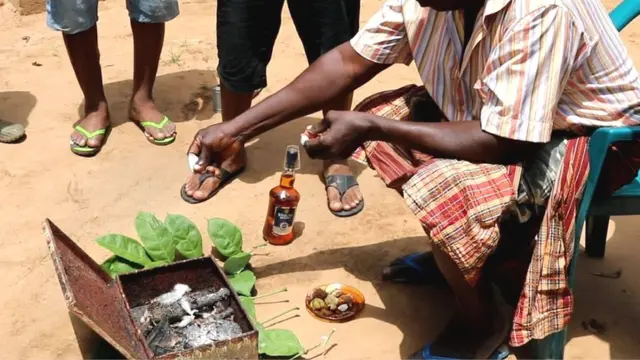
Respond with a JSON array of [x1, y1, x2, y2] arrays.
[[1, 0, 639, 358]]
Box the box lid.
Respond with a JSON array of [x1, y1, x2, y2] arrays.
[[44, 219, 150, 359]]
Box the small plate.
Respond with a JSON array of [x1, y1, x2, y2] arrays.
[[305, 283, 365, 322]]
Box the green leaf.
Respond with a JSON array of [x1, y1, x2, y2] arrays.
[[135, 212, 175, 263], [207, 218, 243, 258], [239, 296, 256, 320], [96, 234, 152, 266], [228, 270, 256, 296], [164, 214, 203, 259], [223, 251, 252, 275], [101, 256, 143, 278], [258, 329, 304, 356]]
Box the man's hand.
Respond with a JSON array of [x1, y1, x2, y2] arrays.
[[188, 123, 244, 174], [303, 110, 374, 159]]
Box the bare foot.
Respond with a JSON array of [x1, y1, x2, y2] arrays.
[[324, 160, 363, 213], [70, 102, 110, 148], [129, 98, 176, 141], [183, 148, 247, 200]]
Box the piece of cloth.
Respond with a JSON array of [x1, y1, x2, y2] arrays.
[[351, 85, 640, 346], [216, 0, 360, 93], [47, 0, 179, 34], [350, 0, 640, 143]]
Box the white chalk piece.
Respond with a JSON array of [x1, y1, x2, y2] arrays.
[[300, 133, 310, 146], [188, 153, 199, 173]]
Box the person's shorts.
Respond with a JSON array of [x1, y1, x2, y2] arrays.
[[47, 0, 179, 34], [216, 0, 361, 93]]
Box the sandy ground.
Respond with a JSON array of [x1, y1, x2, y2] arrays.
[[0, 0, 639, 358]]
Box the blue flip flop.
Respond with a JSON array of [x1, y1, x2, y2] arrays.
[[382, 252, 447, 285], [410, 344, 510, 360]]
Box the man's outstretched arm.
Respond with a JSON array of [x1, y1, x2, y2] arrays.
[[225, 43, 389, 142], [307, 6, 581, 165]]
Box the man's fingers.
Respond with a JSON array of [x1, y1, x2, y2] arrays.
[[194, 146, 213, 171], [303, 136, 332, 159], [187, 134, 202, 157], [307, 120, 330, 135]]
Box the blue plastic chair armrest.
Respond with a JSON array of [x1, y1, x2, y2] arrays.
[[610, 0, 640, 31], [574, 126, 640, 253]]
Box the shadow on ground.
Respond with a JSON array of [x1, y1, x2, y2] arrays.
[[565, 216, 640, 359], [255, 236, 451, 358], [82, 70, 367, 181], [69, 225, 640, 359], [241, 115, 367, 182], [0, 91, 37, 128], [76, 70, 218, 127]]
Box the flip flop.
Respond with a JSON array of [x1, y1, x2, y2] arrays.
[[382, 252, 447, 285], [409, 344, 510, 360], [134, 116, 176, 145], [325, 174, 364, 217], [180, 167, 246, 204], [0, 120, 25, 143], [69, 125, 111, 157]]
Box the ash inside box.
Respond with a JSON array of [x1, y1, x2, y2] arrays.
[[131, 283, 244, 356]]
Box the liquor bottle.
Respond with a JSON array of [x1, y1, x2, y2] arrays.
[[263, 145, 301, 245]]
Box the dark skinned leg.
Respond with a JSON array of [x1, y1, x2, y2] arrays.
[[64, 26, 110, 148], [428, 243, 506, 358], [184, 0, 283, 201], [128, 20, 176, 141], [183, 83, 250, 199], [321, 93, 364, 212]]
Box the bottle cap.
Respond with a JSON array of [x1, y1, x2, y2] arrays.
[[284, 145, 301, 170]]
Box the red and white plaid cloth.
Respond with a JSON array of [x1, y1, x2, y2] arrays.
[[351, 84, 640, 346]]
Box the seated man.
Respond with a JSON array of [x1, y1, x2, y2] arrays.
[[184, 0, 640, 358]]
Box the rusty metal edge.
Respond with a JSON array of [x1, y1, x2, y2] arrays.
[[43, 219, 138, 360], [116, 276, 156, 359], [69, 308, 139, 359]]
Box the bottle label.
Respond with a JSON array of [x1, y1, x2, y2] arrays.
[[272, 206, 296, 235]]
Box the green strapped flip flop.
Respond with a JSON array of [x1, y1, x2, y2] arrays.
[[135, 116, 176, 145], [70, 125, 110, 157]]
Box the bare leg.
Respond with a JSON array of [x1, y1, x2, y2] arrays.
[[428, 243, 506, 358], [322, 92, 364, 213], [128, 20, 176, 141], [183, 83, 249, 200], [64, 26, 110, 148]]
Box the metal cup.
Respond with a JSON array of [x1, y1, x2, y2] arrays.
[[212, 85, 222, 113]]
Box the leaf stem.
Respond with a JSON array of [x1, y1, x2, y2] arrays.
[[261, 306, 299, 325], [249, 243, 268, 254], [251, 287, 287, 300], [287, 328, 336, 360]]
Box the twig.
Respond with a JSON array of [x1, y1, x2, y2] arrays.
[[261, 307, 299, 325], [252, 287, 287, 300], [288, 328, 336, 360], [589, 269, 622, 279], [249, 243, 268, 254]]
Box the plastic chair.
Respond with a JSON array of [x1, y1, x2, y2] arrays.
[[533, 0, 640, 358]]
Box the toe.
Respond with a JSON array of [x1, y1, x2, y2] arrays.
[[326, 187, 343, 212], [193, 176, 221, 200], [86, 136, 103, 148], [71, 133, 87, 146], [167, 122, 177, 136], [343, 186, 362, 209], [184, 173, 202, 195]]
